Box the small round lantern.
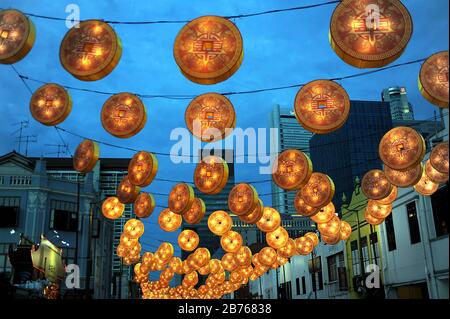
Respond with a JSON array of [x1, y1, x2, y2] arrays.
[[29, 83, 72, 126], [238, 198, 263, 224], [198, 263, 211, 276], [277, 238, 297, 258], [208, 210, 232, 236], [158, 209, 182, 232], [367, 200, 392, 219], [256, 207, 281, 233], [425, 159, 449, 184], [142, 252, 154, 267], [124, 218, 144, 239], [304, 232, 319, 247], [321, 233, 341, 245], [128, 151, 158, 187], [235, 246, 252, 267], [116, 244, 127, 258], [361, 169, 393, 200], [194, 155, 229, 194], [60, 20, 122, 81], [193, 248, 211, 268], [329, 0, 412, 68], [365, 208, 385, 225], [156, 242, 174, 264], [384, 163, 423, 187], [301, 172, 335, 208], [418, 51, 449, 108], [169, 257, 183, 274], [178, 230, 200, 252], [430, 141, 449, 174], [168, 183, 195, 215], [294, 80, 350, 134], [173, 16, 243, 85], [272, 149, 313, 190], [339, 221, 352, 241], [310, 202, 335, 224], [220, 230, 243, 253], [379, 126, 426, 171], [134, 192, 155, 219], [102, 196, 124, 220], [183, 197, 206, 224], [266, 226, 289, 250], [0, 9, 36, 64], [221, 253, 238, 272], [209, 259, 223, 274], [317, 215, 341, 238], [414, 170, 439, 196], [119, 233, 138, 249], [294, 191, 319, 217], [377, 185, 398, 205], [295, 236, 314, 255], [73, 139, 99, 173], [117, 175, 140, 204], [228, 183, 259, 216], [258, 247, 277, 267]]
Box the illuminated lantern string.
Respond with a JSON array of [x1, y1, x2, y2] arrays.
[[377, 185, 398, 205], [238, 198, 263, 224], [117, 175, 140, 204], [134, 192, 156, 219], [364, 208, 385, 225], [193, 248, 211, 268], [430, 141, 449, 174], [174, 16, 243, 85], [29, 84, 72, 126], [361, 169, 393, 200], [73, 139, 99, 173], [221, 253, 238, 272], [168, 183, 195, 215], [234, 246, 252, 267], [304, 232, 319, 247], [301, 172, 335, 208], [277, 238, 297, 259], [329, 0, 412, 68], [128, 151, 158, 187], [220, 230, 243, 253], [102, 196, 124, 220], [418, 51, 449, 108], [0, 9, 35, 64], [266, 226, 289, 249], [294, 80, 350, 134], [384, 163, 423, 187], [272, 149, 313, 190], [256, 207, 281, 233], [339, 221, 352, 241], [258, 247, 277, 267], [209, 259, 223, 275], [208, 210, 232, 236], [294, 192, 319, 217], [228, 183, 259, 216], [124, 218, 145, 239], [178, 229, 200, 252], [60, 20, 122, 81], [425, 159, 449, 184], [321, 233, 341, 245], [317, 215, 341, 238], [194, 155, 229, 195], [183, 197, 206, 224], [367, 200, 392, 219], [295, 236, 314, 255], [158, 208, 182, 232], [155, 242, 174, 264], [310, 202, 335, 224], [414, 170, 439, 196]]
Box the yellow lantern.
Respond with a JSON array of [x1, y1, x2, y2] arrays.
[[256, 207, 281, 233], [209, 259, 223, 274], [178, 229, 200, 252], [238, 198, 264, 224], [29, 83, 72, 126], [192, 248, 211, 268], [300, 172, 335, 208], [367, 200, 392, 219], [272, 149, 313, 190], [361, 169, 393, 200], [230, 271, 243, 285], [429, 141, 449, 174], [235, 246, 252, 267], [155, 242, 174, 264], [419, 51, 449, 108], [414, 170, 439, 196], [124, 218, 144, 239], [134, 192, 155, 219], [384, 163, 423, 187], [117, 175, 140, 204], [102, 196, 124, 220], [168, 183, 195, 215], [339, 221, 352, 241], [365, 209, 385, 226], [183, 271, 199, 287], [158, 209, 182, 232], [295, 236, 314, 255], [377, 186, 398, 205], [258, 247, 277, 267], [208, 210, 232, 236], [266, 226, 289, 249], [317, 215, 341, 238], [120, 233, 138, 249], [425, 159, 449, 184], [220, 230, 243, 253], [128, 151, 158, 187], [116, 244, 127, 258], [141, 252, 154, 268], [194, 155, 229, 194], [221, 252, 238, 272], [198, 262, 211, 276], [228, 183, 259, 216], [73, 139, 99, 174], [294, 191, 319, 217], [168, 257, 183, 274], [310, 202, 335, 224], [183, 197, 206, 225], [321, 233, 341, 245], [304, 232, 319, 247], [277, 238, 297, 258]]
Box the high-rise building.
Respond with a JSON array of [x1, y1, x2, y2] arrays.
[[382, 86, 414, 121]]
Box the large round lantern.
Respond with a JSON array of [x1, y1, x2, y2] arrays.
[[238, 198, 263, 224], [266, 226, 289, 249], [185, 93, 236, 142], [278, 238, 297, 258], [29, 84, 72, 126], [158, 209, 182, 232], [365, 208, 384, 225], [321, 233, 341, 245], [169, 257, 183, 274], [178, 230, 199, 252], [294, 80, 350, 134], [418, 51, 449, 108], [258, 247, 277, 267], [295, 236, 314, 255], [235, 246, 252, 267], [101, 93, 147, 138], [134, 192, 155, 219], [377, 186, 398, 205], [425, 159, 449, 184], [379, 127, 426, 171], [256, 207, 281, 233], [301, 172, 335, 208], [361, 169, 393, 200], [193, 248, 211, 268], [117, 175, 140, 204], [183, 197, 206, 224], [124, 218, 144, 239], [142, 252, 154, 268], [168, 183, 195, 215], [339, 221, 352, 241], [304, 232, 319, 247], [128, 151, 158, 187], [317, 215, 341, 237], [294, 192, 319, 217], [220, 230, 243, 253], [120, 233, 138, 249], [208, 210, 232, 236], [0, 9, 35, 64], [73, 139, 99, 173], [156, 242, 174, 264], [194, 155, 229, 194], [329, 0, 412, 68], [173, 16, 243, 85], [430, 141, 449, 174], [228, 183, 259, 216], [310, 202, 335, 224], [384, 163, 423, 187], [414, 170, 439, 196], [60, 20, 122, 81], [367, 200, 392, 219], [221, 253, 238, 272], [102, 196, 124, 220], [272, 149, 313, 190], [209, 259, 223, 274]]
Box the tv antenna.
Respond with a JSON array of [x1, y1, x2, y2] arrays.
[[44, 143, 70, 157], [11, 120, 30, 153], [14, 135, 38, 157]]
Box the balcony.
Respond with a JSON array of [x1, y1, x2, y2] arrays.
[[0, 175, 32, 187]]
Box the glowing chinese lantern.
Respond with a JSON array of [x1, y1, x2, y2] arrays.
[[128, 151, 158, 187], [419, 51, 449, 108], [256, 207, 281, 233], [117, 175, 140, 204], [239, 265, 253, 278], [124, 218, 144, 239], [60, 20, 122, 81], [365, 208, 384, 225], [301, 172, 335, 208], [193, 248, 211, 268], [133, 192, 155, 219], [178, 229, 199, 252], [276, 255, 288, 267], [29, 83, 72, 126], [414, 170, 439, 196], [272, 149, 313, 190], [238, 198, 263, 224], [384, 163, 423, 187], [158, 209, 182, 232], [317, 215, 341, 237], [168, 183, 195, 215], [209, 259, 223, 274], [339, 221, 352, 241], [181, 259, 193, 275], [186, 93, 236, 142], [156, 242, 174, 264], [101, 93, 146, 138], [294, 80, 350, 134], [183, 271, 199, 287], [194, 155, 229, 194], [304, 232, 319, 247], [168, 257, 183, 274], [295, 236, 314, 255], [377, 185, 398, 205], [367, 200, 392, 219], [228, 183, 259, 216], [310, 202, 335, 224], [207, 210, 232, 236], [321, 233, 341, 245], [425, 159, 449, 184], [198, 262, 211, 276], [220, 230, 243, 253], [329, 0, 412, 68], [142, 252, 154, 267], [258, 247, 277, 267], [0, 9, 35, 64], [361, 169, 393, 200], [116, 244, 127, 258], [173, 16, 243, 85], [183, 197, 206, 225], [430, 141, 449, 174], [73, 139, 99, 173], [266, 226, 289, 250], [120, 233, 138, 249], [294, 191, 319, 217], [234, 246, 252, 267], [230, 271, 243, 285], [221, 253, 238, 272], [277, 238, 297, 258], [102, 196, 124, 220], [379, 127, 426, 171]]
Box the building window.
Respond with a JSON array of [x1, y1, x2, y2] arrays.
[[301, 276, 306, 294], [384, 213, 397, 251], [370, 232, 380, 266], [50, 201, 78, 232], [328, 252, 345, 282], [0, 244, 12, 273], [406, 201, 421, 244], [0, 197, 20, 228], [361, 237, 370, 272], [61, 247, 76, 266], [296, 278, 300, 295], [431, 184, 449, 237], [350, 240, 360, 276]]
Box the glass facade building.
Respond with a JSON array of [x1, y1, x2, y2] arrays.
[[382, 86, 414, 121]]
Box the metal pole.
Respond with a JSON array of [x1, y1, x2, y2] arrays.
[[275, 267, 279, 299], [259, 276, 263, 299], [311, 248, 317, 299], [355, 209, 366, 295], [282, 264, 287, 299], [85, 203, 94, 298]]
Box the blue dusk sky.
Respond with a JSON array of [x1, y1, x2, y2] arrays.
[[0, 0, 448, 253]]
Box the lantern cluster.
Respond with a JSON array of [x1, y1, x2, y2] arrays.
[[228, 183, 264, 224], [117, 219, 144, 266]]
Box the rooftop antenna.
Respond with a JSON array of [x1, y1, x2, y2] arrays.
[[14, 135, 37, 157], [44, 143, 69, 157], [10, 120, 29, 153]]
